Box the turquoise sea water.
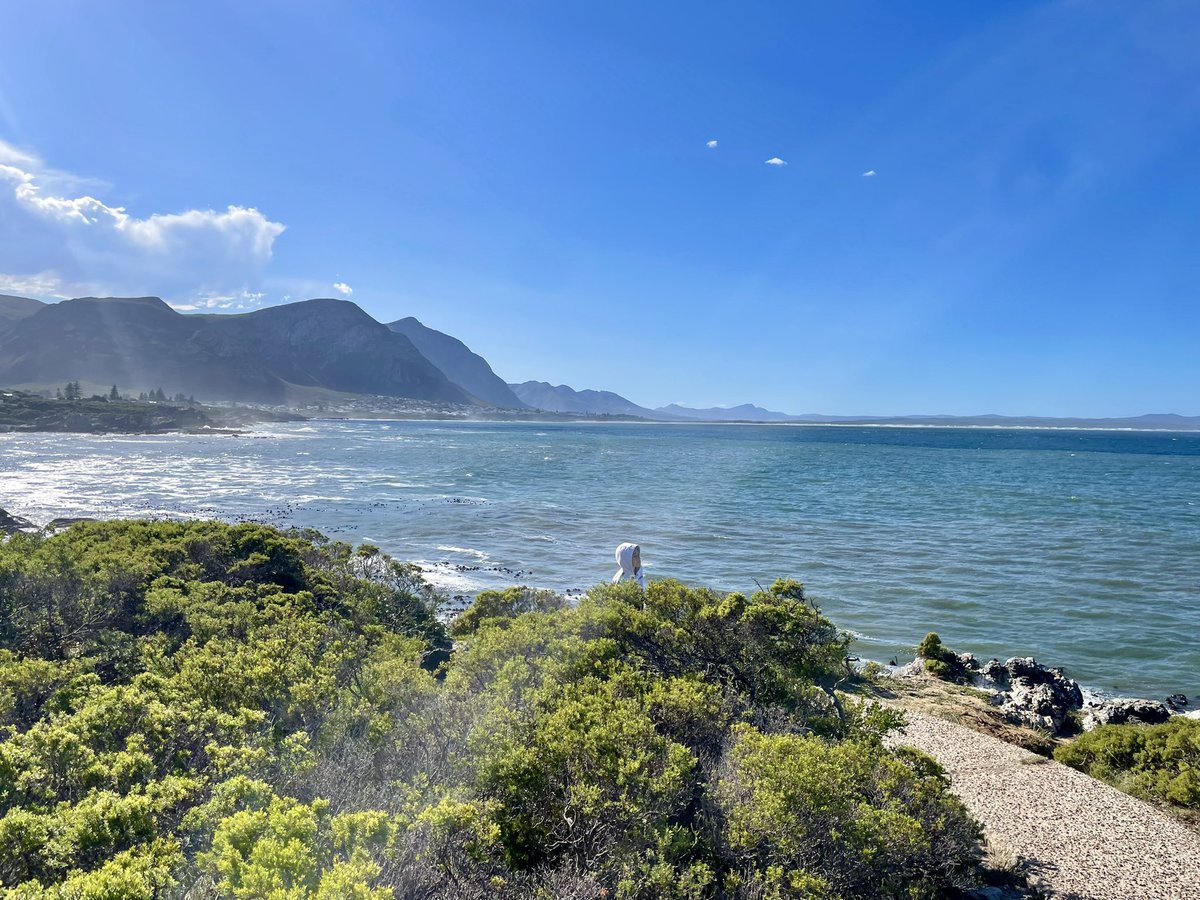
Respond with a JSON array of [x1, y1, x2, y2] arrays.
[[2, 421, 1197, 699]]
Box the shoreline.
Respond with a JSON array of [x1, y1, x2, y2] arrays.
[[418, 559, 1198, 719], [300, 416, 1200, 434], [3, 409, 1199, 435], [2, 502, 1193, 712]]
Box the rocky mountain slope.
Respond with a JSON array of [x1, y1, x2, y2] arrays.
[[388, 317, 525, 408], [0, 296, 471, 405], [0, 295, 45, 327]]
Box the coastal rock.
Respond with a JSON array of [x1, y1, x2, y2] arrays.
[[1082, 698, 1171, 731], [1165, 693, 1189, 712], [979, 658, 1007, 682], [0, 507, 36, 534], [977, 657, 1084, 734]]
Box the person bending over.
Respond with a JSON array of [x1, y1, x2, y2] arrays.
[[613, 542, 647, 589]]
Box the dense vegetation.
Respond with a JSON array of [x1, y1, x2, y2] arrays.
[[0, 521, 982, 898], [1054, 718, 1200, 811]]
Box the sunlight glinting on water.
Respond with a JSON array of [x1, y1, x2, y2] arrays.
[[2, 422, 1198, 698]]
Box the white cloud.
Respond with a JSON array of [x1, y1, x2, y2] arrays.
[[0, 271, 66, 297], [332, 282, 353, 296], [168, 291, 266, 312], [0, 141, 285, 306], [706, 139, 718, 149], [862, 169, 877, 177], [764, 157, 787, 166]]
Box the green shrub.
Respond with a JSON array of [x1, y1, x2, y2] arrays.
[[0, 520, 446, 894], [917, 632, 969, 683], [1054, 718, 1200, 808], [0, 521, 985, 897], [716, 724, 981, 898], [449, 586, 566, 638]]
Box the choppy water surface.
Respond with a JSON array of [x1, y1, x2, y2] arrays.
[[2, 421, 1197, 698]]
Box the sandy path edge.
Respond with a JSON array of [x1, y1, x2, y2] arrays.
[[884, 711, 1200, 900]]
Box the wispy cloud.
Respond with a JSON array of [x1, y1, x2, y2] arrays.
[[169, 291, 267, 312], [0, 140, 285, 305], [706, 139, 718, 149], [332, 282, 353, 296], [764, 157, 787, 166], [861, 169, 876, 177]]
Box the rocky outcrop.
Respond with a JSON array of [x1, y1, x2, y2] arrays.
[[893, 647, 1191, 736], [0, 507, 36, 534], [968, 656, 1085, 734], [1081, 698, 1172, 731], [1165, 693, 1189, 712], [0, 392, 215, 434]]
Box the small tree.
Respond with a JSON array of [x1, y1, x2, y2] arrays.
[[109, 385, 120, 401], [138, 392, 149, 402]]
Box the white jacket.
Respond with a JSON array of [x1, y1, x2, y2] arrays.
[[613, 542, 647, 589]]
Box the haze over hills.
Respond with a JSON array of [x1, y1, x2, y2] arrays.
[[0, 296, 470, 405], [1, 295, 1196, 429], [508, 381, 664, 418], [388, 317, 525, 408], [656, 403, 800, 422], [0, 295, 45, 326]]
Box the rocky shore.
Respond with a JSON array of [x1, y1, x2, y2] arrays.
[[893, 650, 1195, 737], [0, 390, 305, 434]]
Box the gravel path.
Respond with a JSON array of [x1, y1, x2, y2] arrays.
[[886, 711, 1200, 899]]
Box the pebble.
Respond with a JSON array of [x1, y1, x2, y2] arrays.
[[886, 711, 1200, 899]]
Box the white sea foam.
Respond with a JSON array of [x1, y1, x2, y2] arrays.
[[436, 545, 490, 560]]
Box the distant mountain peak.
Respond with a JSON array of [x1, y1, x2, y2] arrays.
[[656, 402, 798, 422], [508, 381, 660, 417]]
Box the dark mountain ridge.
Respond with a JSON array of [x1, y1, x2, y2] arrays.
[[0, 296, 471, 404], [388, 317, 525, 408]]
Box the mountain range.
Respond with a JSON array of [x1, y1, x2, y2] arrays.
[[508, 382, 662, 418], [0, 294, 1196, 429], [0, 296, 469, 405]]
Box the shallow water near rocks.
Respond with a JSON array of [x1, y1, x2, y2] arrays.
[[3, 420, 1197, 699]]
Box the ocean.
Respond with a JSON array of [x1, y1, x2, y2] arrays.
[[2, 420, 1197, 700]]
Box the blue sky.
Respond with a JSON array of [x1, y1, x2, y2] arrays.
[[1, 1, 1197, 416]]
